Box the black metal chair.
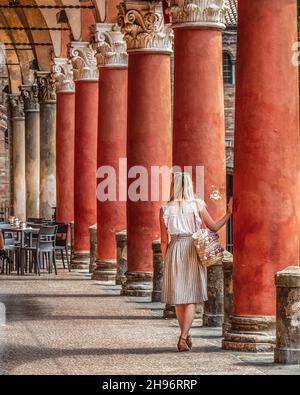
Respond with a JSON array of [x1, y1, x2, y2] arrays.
[[0, 223, 18, 274], [55, 223, 71, 272], [23, 225, 58, 275], [27, 217, 45, 224]]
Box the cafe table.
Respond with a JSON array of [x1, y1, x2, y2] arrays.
[[1, 226, 40, 274]]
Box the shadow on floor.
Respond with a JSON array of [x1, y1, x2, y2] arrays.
[[0, 294, 121, 299], [0, 343, 225, 372]]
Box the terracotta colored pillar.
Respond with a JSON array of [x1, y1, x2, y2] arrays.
[[52, 58, 75, 224], [20, 84, 40, 219], [171, 1, 227, 326], [9, 94, 26, 221], [91, 23, 128, 282], [36, 72, 57, 220], [118, 1, 172, 297], [70, 42, 98, 269], [223, 0, 300, 351], [171, 0, 227, 241]]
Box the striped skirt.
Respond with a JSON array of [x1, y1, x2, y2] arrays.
[[162, 234, 208, 305]]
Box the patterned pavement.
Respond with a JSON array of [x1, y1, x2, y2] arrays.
[[0, 269, 298, 375]]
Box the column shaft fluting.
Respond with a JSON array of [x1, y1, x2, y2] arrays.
[[20, 85, 40, 219], [9, 94, 26, 221], [36, 72, 57, 220]]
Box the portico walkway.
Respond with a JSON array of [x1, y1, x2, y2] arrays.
[[0, 270, 298, 375]]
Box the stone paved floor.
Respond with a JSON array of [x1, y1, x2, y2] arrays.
[[0, 269, 299, 375]]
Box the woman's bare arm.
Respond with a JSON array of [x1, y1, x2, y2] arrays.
[[201, 197, 233, 233], [160, 208, 169, 257]]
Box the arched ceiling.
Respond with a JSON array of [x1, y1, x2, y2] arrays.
[[0, 0, 120, 93], [0, 0, 236, 93]]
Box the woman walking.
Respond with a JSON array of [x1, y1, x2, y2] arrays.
[[160, 172, 232, 352]]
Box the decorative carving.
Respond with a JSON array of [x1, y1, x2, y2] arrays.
[[117, 0, 173, 52], [35, 72, 57, 104], [51, 58, 75, 93], [91, 23, 128, 68], [69, 42, 98, 81], [20, 84, 39, 112], [9, 94, 25, 119], [170, 0, 229, 28]]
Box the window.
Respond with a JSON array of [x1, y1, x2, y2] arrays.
[[223, 52, 235, 85]]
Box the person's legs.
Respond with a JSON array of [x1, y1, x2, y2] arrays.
[[181, 304, 196, 339], [175, 304, 185, 332]]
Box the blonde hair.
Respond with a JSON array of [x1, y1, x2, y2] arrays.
[[169, 172, 195, 202]]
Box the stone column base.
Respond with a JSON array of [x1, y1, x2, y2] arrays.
[[203, 313, 224, 327], [116, 230, 127, 292], [71, 251, 90, 270], [89, 263, 97, 273], [120, 282, 127, 296], [203, 257, 224, 328], [222, 322, 231, 337], [92, 259, 117, 282], [124, 272, 153, 298], [222, 315, 276, 352], [275, 348, 300, 365], [163, 304, 176, 319], [152, 290, 162, 303]]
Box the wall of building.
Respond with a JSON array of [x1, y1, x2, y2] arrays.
[[0, 45, 11, 218], [223, 29, 237, 174]]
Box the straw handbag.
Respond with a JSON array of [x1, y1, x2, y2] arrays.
[[192, 211, 224, 268]]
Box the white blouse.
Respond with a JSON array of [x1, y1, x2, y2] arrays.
[[161, 199, 206, 235]]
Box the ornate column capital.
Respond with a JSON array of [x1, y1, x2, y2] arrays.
[[8, 94, 25, 120], [91, 23, 128, 68], [170, 0, 229, 29], [117, 0, 173, 53], [51, 58, 75, 93], [69, 42, 99, 81], [35, 71, 57, 104], [19, 84, 40, 112]]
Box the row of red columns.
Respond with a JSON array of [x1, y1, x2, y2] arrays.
[[54, 0, 299, 351]]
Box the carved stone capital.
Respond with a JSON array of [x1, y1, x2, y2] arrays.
[[91, 23, 128, 68], [69, 42, 99, 81], [20, 84, 40, 112], [35, 72, 57, 104], [51, 58, 75, 93], [117, 0, 173, 53], [170, 0, 229, 29], [9, 94, 25, 119]]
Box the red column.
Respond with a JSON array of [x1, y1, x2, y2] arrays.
[[223, 0, 300, 351], [172, 27, 226, 244], [72, 80, 98, 268], [126, 52, 172, 296], [56, 91, 75, 223], [118, 2, 172, 297], [91, 24, 128, 282], [70, 43, 99, 269]]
